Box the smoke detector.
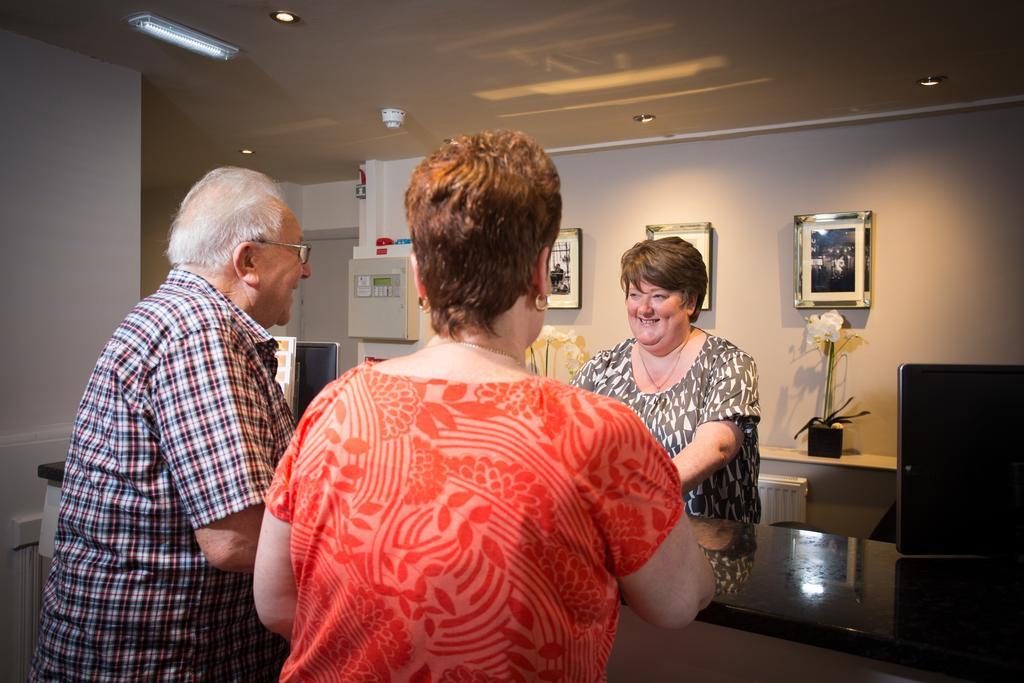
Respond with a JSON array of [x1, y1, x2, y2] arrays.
[[381, 108, 406, 128]]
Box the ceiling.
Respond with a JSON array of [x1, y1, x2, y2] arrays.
[[2, 0, 1022, 189]]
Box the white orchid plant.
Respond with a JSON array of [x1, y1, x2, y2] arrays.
[[528, 325, 589, 381], [794, 309, 870, 438]]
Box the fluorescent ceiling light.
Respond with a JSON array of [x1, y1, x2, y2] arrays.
[[125, 13, 239, 60]]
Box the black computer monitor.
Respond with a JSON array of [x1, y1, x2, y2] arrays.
[[294, 341, 340, 422], [897, 363, 1024, 555]]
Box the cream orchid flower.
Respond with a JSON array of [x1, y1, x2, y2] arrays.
[[528, 326, 589, 380], [795, 309, 869, 439]]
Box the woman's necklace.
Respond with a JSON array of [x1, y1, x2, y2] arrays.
[[446, 340, 523, 367], [636, 331, 697, 392]]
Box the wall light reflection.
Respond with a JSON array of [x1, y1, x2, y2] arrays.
[[475, 57, 727, 100], [500, 78, 771, 118]]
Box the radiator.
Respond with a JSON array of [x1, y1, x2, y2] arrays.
[[11, 514, 44, 680], [14, 540, 43, 679], [757, 474, 809, 525]]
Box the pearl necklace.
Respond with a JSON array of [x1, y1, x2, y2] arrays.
[[448, 340, 523, 366], [635, 331, 697, 391]]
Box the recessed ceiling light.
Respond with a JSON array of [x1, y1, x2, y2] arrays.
[[239, 148, 254, 155], [270, 11, 300, 24], [124, 13, 239, 60], [633, 113, 656, 123], [916, 75, 947, 87]]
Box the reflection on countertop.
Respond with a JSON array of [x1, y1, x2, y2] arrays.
[[684, 517, 1023, 680], [694, 517, 757, 596]]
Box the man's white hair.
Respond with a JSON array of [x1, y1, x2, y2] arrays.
[[166, 167, 286, 268]]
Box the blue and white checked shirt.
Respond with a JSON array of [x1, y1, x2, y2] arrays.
[[32, 269, 293, 681]]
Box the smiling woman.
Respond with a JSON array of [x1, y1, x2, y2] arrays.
[[572, 237, 763, 523]]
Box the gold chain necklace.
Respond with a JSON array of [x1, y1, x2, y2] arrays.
[[636, 331, 696, 391]]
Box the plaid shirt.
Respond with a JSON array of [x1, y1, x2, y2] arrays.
[[32, 269, 293, 681]]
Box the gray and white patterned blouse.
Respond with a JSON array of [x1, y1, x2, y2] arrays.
[[572, 334, 762, 523]]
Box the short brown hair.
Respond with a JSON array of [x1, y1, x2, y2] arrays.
[[405, 130, 562, 337], [620, 237, 707, 323]]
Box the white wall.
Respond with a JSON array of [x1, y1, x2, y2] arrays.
[[302, 179, 359, 231], [362, 157, 421, 243], [141, 183, 191, 297], [0, 28, 140, 667], [364, 106, 1024, 457]]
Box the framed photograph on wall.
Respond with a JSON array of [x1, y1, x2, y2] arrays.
[[548, 228, 581, 309], [794, 211, 872, 308], [645, 222, 712, 309]]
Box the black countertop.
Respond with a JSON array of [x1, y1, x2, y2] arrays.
[[684, 517, 1023, 680], [38, 461, 65, 484], [38, 462, 1022, 678]]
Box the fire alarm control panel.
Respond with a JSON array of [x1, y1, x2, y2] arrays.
[[347, 256, 419, 341]]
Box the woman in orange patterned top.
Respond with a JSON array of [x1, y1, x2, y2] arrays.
[[253, 130, 714, 682]]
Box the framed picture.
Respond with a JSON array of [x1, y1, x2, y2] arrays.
[[794, 211, 872, 308], [645, 222, 712, 309], [272, 336, 296, 410], [548, 228, 581, 309]]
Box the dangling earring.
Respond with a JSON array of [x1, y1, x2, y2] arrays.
[[418, 297, 431, 312], [534, 293, 549, 312]]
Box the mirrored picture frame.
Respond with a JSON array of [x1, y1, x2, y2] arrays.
[[794, 211, 872, 308], [645, 222, 712, 310], [548, 228, 581, 309]]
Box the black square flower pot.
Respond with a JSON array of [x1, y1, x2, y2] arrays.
[[808, 425, 843, 458]]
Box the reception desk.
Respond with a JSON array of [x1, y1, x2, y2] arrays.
[[610, 517, 1023, 682], [39, 463, 1022, 680]]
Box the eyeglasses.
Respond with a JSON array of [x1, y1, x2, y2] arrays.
[[254, 239, 311, 264]]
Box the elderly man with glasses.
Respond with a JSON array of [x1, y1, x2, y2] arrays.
[[32, 167, 311, 681]]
